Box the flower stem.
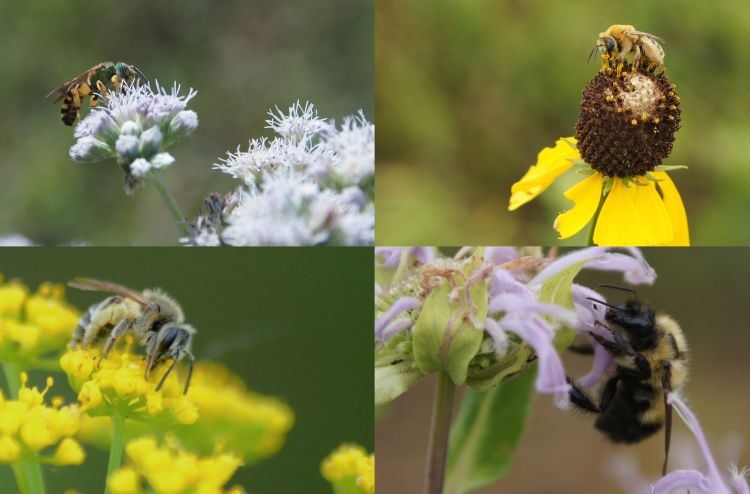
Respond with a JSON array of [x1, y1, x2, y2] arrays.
[[151, 172, 187, 234], [11, 463, 30, 494], [24, 462, 46, 494], [423, 372, 456, 494], [587, 190, 606, 246], [1, 360, 21, 398], [104, 414, 126, 494]]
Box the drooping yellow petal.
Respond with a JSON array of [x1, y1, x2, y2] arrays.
[[508, 137, 579, 211], [554, 172, 603, 239], [593, 177, 673, 246], [652, 171, 690, 246]]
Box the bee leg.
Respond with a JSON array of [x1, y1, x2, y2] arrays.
[[96, 79, 109, 99], [155, 357, 179, 391], [598, 375, 621, 412], [90, 94, 99, 108], [568, 342, 595, 355], [102, 317, 132, 359], [567, 377, 599, 413], [662, 361, 673, 475], [111, 74, 121, 92], [183, 351, 195, 395]]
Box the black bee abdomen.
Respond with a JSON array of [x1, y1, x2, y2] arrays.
[[595, 382, 662, 443]]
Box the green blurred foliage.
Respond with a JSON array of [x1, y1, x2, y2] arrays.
[[0, 247, 373, 493], [0, 0, 373, 245], [376, 0, 750, 245]]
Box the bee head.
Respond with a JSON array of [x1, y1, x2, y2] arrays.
[[597, 35, 617, 57], [146, 324, 195, 394], [589, 285, 656, 334], [114, 63, 148, 84]]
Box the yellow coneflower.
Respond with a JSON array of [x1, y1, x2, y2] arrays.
[[107, 436, 245, 494], [509, 63, 689, 246], [321, 443, 375, 494]]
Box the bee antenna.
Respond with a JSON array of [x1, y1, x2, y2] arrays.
[[587, 44, 600, 63], [585, 297, 625, 312], [597, 284, 639, 303]]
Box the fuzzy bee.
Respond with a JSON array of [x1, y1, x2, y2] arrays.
[[46, 62, 147, 126], [588, 24, 665, 73], [568, 285, 688, 475], [68, 278, 195, 394]]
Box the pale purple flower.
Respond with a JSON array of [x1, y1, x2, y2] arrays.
[[483, 247, 519, 265], [375, 297, 422, 340], [530, 247, 656, 288], [375, 247, 435, 269], [650, 393, 749, 494]]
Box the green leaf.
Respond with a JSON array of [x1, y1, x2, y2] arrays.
[[538, 258, 588, 350], [444, 368, 536, 494], [412, 256, 488, 384], [655, 164, 688, 172], [374, 359, 425, 406]]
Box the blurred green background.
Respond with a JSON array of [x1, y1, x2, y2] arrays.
[[0, 0, 373, 245], [0, 247, 373, 493], [376, 0, 750, 245], [377, 247, 750, 492]]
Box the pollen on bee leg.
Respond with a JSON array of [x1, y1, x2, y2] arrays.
[[78, 83, 91, 96], [111, 75, 121, 92], [631, 119, 638, 125], [90, 95, 98, 108], [73, 89, 82, 108], [96, 80, 109, 97]]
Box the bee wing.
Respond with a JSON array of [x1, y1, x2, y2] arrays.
[[629, 30, 665, 44], [661, 361, 673, 476], [68, 278, 150, 306], [45, 63, 106, 102]]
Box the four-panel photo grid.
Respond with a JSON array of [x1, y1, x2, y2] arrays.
[[1, 1, 748, 493]]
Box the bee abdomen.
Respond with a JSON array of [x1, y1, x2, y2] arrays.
[[61, 92, 79, 126]]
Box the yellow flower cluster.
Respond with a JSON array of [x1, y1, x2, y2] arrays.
[[107, 436, 245, 494], [60, 346, 198, 425], [321, 444, 375, 494], [77, 361, 293, 464], [0, 373, 84, 465], [182, 362, 294, 461], [0, 276, 79, 362]]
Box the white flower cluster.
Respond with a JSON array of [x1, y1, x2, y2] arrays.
[[184, 102, 374, 246], [69, 82, 198, 194]]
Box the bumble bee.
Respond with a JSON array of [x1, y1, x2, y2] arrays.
[[568, 285, 688, 475], [588, 24, 665, 73], [46, 62, 147, 126], [68, 278, 195, 394]]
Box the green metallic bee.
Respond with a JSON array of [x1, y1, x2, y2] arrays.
[[46, 62, 148, 126]]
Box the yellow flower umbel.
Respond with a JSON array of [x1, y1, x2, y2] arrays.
[[0, 373, 85, 466], [509, 60, 689, 246], [107, 436, 245, 494], [60, 344, 198, 425], [78, 361, 293, 464], [321, 444, 374, 494], [0, 276, 79, 368]]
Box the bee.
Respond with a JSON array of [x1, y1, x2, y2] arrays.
[[46, 62, 147, 126], [68, 278, 195, 394], [589, 24, 665, 73], [567, 285, 688, 475]]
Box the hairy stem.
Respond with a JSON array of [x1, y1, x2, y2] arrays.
[[104, 414, 126, 494], [25, 462, 46, 494], [151, 171, 187, 233], [11, 463, 30, 494], [423, 372, 456, 494]]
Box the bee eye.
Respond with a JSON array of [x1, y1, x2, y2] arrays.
[[160, 328, 181, 350], [605, 38, 616, 52]]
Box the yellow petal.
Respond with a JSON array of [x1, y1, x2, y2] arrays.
[[652, 171, 690, 246], [593, 177, 673, 246], [508, 137, 579, 211], [554, 172, 603, 239]]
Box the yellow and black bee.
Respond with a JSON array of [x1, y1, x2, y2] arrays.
[[46, 62, 147, 126], [568, 285, 689, 475]]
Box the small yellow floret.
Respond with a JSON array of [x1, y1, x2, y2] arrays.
[[53, 438, 85, 465], [108, 467, 141, 494]]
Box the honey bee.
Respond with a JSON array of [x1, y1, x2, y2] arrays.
[[568, 285, 688, 475], [68, 278, 196, 394], [589, 24, 665, 72]]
